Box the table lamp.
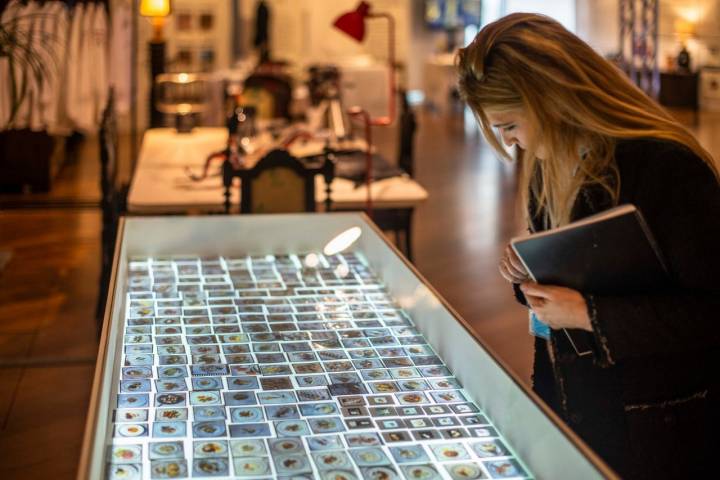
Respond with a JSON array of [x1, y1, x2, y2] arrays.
[[333, 1, 397, 215], [674, 19, 695, 72], [141, 0, 171, 127]]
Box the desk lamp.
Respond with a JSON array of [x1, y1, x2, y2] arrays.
[[334, 1, 397, 216]]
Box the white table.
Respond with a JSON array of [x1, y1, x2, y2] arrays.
[[127, 128, 428, 214]]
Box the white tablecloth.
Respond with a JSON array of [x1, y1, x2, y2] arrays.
[[127, 128, 428, 213]]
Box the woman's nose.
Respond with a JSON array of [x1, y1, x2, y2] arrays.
[[501, 132, 516, 147]]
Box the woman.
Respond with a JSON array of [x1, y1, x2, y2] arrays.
[[457, 13, 720, 479]]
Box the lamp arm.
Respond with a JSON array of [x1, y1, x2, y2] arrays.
[[367, 12, 396, 126]]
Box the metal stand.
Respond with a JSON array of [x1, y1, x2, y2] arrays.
[[149, 41, 165, 128]]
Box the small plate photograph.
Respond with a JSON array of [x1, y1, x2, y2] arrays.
[[229, 422, 272, 438], [192, 457, 229, 477], [115, 409, 149, 423], [155, 408, 188, 422], [276, 419, 311, 437], [193, 406, 226, 421], [226, 376, 260, 390], [152, 421, 186, 438], [430, 443, 471, 462], [265, 404, 301, 420], [148, 441, 184, 460], [296, 388, 332, 402], [230, 439, 267, 457], [306, 434, 344, 451], [389, 445, 430, 464], [151, 459, 189, 479], [232, 457, 271, 477], [230, 406, 264, 424], [349, 447, 390, 467], [299, 402, 338, 417], [192, 420, 227, 438], [308, 416, 346, 434], [107, 444, 143, 464], [193, 440, 228, 458]]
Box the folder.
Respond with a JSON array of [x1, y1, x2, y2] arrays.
[[511, 204, 668, 356]]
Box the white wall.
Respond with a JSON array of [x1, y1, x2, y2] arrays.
[[575, 0, 618, 56], [503, 0, 576, 31]]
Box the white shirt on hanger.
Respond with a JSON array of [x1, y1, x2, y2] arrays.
[[11, 0, 40, 130], [110, 1, 132, 114], [46, 2, 71, 135], [91, 2, 109, 125], [64, 1, 85, 131], [0, 0, 23, 129], [73, 1, 96, 133]]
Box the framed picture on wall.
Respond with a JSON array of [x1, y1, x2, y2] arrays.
[[176, 11, 192, 31], [199, 12, 214, 31], [176, 47, 194, 67]]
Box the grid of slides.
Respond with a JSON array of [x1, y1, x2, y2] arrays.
[[107, 252, 532, 479]]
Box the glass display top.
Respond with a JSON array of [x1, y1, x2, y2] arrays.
[[107, 252, 533, 480]]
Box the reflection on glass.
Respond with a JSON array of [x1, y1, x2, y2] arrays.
[[323, 227, 362, 256], [303, 253, 320, 268]]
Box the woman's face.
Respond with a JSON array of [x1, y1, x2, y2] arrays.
[[486, 109, 545, 158]]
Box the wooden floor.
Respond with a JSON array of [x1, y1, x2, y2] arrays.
[[0, 107, 717, 479]]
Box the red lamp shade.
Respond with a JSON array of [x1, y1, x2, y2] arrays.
[[333, 1, 371, 42]]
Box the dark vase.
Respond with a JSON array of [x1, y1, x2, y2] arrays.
[[677, 46, 691, 72]]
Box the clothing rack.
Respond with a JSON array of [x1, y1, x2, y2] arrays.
[[1, 0, 113, 192], [1, 0, 110, 14]]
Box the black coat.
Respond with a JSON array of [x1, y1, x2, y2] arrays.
[[516, 139, 720, 479]]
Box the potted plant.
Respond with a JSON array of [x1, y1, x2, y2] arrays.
[[0, 8, 60, 192], [1, 10, 57, 128]]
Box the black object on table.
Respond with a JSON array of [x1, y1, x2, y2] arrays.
[[334, 151, 406, 186]]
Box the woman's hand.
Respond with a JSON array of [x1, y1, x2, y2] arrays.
[[499, 245, 530, 283], [520, 282, 592, 331]]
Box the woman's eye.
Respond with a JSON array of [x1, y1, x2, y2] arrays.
[[504, 125, 516, 132]]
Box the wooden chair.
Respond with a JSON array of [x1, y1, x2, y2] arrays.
[[96, 89, 127, 327], [223, 149, 334, 214], [241, 73, 293, 120]]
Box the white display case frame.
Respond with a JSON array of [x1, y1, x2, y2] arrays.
[[78, 213, 616, 479]]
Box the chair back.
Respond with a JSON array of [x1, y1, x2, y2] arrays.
[[97, 89, 125, 323], [242, 73, 293, 120], [100, 89, 119, 211], [397, 89, 417, 177], [224, 149, 334, 214]]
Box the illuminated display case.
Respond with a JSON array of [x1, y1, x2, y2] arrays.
[[78, 214, 615, 480]]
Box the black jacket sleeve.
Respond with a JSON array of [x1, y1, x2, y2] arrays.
[[588, 147, 720, 365]]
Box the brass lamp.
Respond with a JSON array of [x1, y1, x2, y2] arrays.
[[141, 0, 171, 127]]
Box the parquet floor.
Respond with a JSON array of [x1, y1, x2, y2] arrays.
[[0, 107, 716, 479]]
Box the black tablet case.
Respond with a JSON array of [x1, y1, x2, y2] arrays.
[[511, 204, 668, 356]]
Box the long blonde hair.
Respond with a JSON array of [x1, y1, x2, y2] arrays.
[[457, 13, 717, 227]]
